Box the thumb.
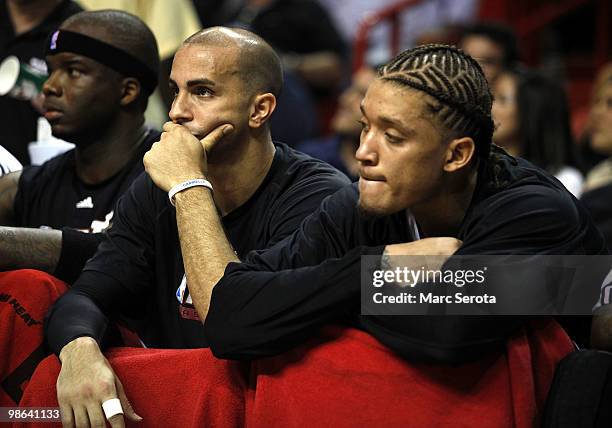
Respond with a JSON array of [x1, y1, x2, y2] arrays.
[[200, 123, 234, 153], [115, 377, 142, 422]]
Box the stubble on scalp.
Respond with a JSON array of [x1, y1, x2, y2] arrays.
[[182, 27, 282, 99]]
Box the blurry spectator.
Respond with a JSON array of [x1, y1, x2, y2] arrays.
[[226, 0, 347, 94], [581, 68, 612, 251], [459, 21, 519, 85], [0, 144, 21, 176], [0, 0, 82, 165], [298, 67, 376, 179], [269, 69, 319, 146], [575, 65, 612, 173], [492, 69, 583, 197], [589, 65, 612, 351], [583, 66, 612, 192], [320, 0, 477, 66]]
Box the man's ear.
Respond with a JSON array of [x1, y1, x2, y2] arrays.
[[443, 137, 476, 172], [119, 77, 141, 107], [249, 93, 276, 129]]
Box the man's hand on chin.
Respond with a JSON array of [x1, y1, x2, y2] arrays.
[[143, 122, 233, 192]]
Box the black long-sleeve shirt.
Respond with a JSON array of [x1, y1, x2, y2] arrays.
[[205, 150, 608, 362], [45, 144, 350, 352]]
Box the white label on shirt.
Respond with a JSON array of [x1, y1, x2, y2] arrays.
[[176, 274, 192, 305], [90, 211, 114, 234], [76, 196, 94, 209]]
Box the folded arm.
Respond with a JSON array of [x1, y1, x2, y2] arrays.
[[207, 183, 600, 362]]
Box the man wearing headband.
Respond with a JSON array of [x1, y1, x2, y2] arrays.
[[0, 10, 160, 282], [0, 10, 161, 408], [43, 27, 349, 426]]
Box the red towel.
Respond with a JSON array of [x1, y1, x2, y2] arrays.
[[18, 348, 247, 428], [19, 321, 571, 428], [246, 321, 573, 428], [0, 270, 67, 406], [4, 270, 574, 426]]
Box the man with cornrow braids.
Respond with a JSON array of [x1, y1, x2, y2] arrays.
[[203, 44, 607, 421]]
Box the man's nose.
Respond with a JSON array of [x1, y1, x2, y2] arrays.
[[42, 71, 61, 97], [169, 92, 193, 124], [355, 129, 378, 166]]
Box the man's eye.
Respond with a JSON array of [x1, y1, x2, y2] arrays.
[[195, 87, 212, 97], [357, 119, 369, 132], [68, 67, 82, 77], [496, 94, 516, 105], [385, 132, 401, 143]]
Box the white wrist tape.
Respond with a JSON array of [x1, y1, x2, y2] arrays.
[[168, 178, 213, 206]]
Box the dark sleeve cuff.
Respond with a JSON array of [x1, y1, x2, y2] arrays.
[[363, 245, 385, 257], [44, 292, 109, 356], [54, 228, 105, 283]]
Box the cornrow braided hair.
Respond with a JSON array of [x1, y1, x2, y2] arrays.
[[379, 44, 494, 161]]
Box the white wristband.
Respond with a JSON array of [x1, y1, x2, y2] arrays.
[[168, 178, 213, 206]]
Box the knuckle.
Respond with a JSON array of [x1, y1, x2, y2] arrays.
[[59, 410, 73, 426], [97, 379, 115, 396], [57, 388, 77, 405], [57, 393, 71, 405], [60, 415, 73, 427]]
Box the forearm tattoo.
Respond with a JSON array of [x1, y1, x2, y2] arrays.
[[0, 227, 61, 272]]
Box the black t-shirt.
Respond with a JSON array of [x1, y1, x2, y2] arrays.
[[203, 148, 608, 361], [0, 0, 83, 164], [14, 129, 158, 231], [13, 129, 158, 283], [45, 143, 350, 352], [247, 0, 346, 57]]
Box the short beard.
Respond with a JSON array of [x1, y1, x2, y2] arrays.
[[357, 197, 385, 219]]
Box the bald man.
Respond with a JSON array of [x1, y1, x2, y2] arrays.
[[0, 10, 160, 281], [45, 27, 349, 427]]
